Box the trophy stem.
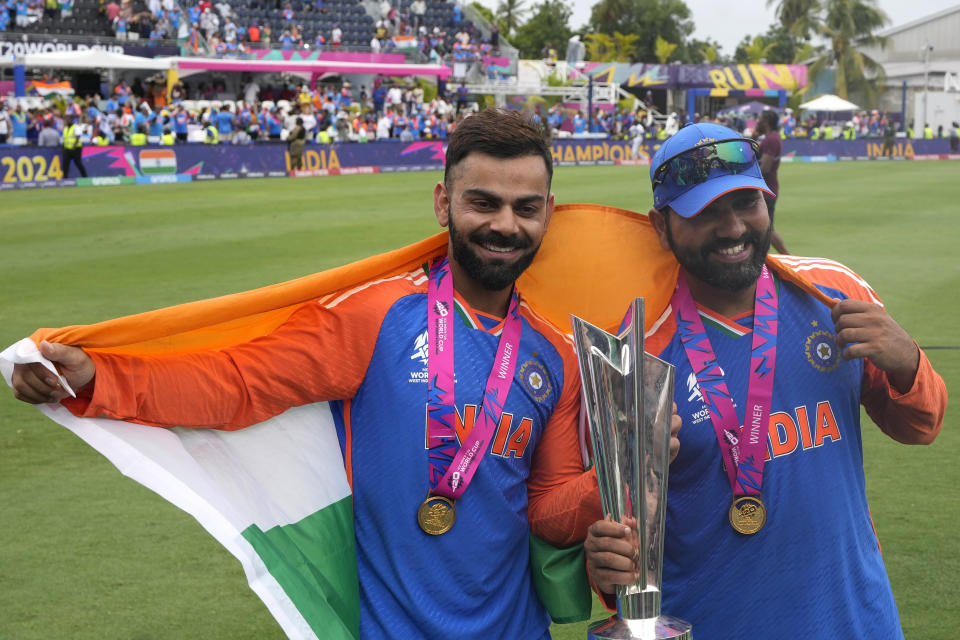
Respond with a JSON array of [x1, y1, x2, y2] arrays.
[[619, 586, 660, 620], [571, 299, 691, 640]]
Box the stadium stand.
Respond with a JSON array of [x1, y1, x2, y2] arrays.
[[2, 0, 480, 54], [2, 0, 118, 37]]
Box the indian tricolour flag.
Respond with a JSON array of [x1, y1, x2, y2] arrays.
[[0, 206, 693, 639], [139, 149, 178, 175], [30, 80, 75, 97], [391, 34, 417, 49]]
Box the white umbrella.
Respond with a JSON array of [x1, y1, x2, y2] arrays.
[[798, 94, 861, 111]]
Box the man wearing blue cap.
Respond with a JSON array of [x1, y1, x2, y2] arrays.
[[572, 123, 946, 638]]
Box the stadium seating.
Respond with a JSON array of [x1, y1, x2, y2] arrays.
[[2, 0, 118, 37], [2, 0, 475, 54]]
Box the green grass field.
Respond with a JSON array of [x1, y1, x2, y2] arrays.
[[1, 162, 957, 639]]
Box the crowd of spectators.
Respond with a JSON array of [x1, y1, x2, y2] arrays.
[[0, 74, 482, 145], [557, 105, 928, 143], [88, 0, 490, 64], [8, 77, 951, 149], [0, 0, 77, 32]]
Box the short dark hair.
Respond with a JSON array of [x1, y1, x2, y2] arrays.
[[760, 110, 779, 131], [444, 108, 552, 189]]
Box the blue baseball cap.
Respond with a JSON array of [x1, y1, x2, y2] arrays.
[[650, 122, 773, 218]]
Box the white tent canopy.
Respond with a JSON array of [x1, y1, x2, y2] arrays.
[[799, 94, 861, 111], [0, 50, 174, 70]]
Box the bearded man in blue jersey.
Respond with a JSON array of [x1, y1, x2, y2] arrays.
[[540, 122, 946, 639]]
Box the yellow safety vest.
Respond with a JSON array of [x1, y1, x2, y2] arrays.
[[94, 135, 109, 146], [923, 127, 933, 139], [162, 133, 175, 145], [63, 124, 82, 150], [130, 132, 148, 146], [656, 128, 667, 140], [823, 126, 833, 139], [205, 126, 219, 144]]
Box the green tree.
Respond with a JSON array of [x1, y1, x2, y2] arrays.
[[733, 25, 797, 64], [768, 0, 821, 40], [735, 35, 776, 63], [496, 0, 529, 37], [688, 38, 723, 64], [512, 0, 573, 60], [588, 0, 693, 62], [583, 31, 639, 62], [468, 1, 495, 25], [769, 0, 889, 102], [653, 35, 677, 63]]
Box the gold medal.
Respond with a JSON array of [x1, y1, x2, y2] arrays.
[[417, 495, 456, 535], [729, 495, 766, 535]]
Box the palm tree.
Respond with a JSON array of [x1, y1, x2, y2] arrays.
[[767, 0, 820, 40], [584, 32, 640, 63], [653, 35, 678, 64], [495, 0, 528, 37], [769, 0, 889, 103], [743, 35, 776, 63]]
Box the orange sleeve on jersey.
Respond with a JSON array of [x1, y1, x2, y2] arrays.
[[861, 347, 946, 444], [62, 279, 420, 430], [525, 312, 603, 548]]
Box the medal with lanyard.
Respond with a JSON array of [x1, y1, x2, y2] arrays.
[[673, 265, 778, 535], [418, 257, 523, 535]]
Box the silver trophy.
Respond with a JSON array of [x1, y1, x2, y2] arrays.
[[571, 298, 691, 640]]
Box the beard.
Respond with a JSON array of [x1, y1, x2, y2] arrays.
[[448, 211, 540, 291], [664, 221, 772, 292]]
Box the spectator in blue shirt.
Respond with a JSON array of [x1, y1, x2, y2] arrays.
[[147, 111, 164, 144], [10, 103, 29, 144], [216, 103, 235, 142], [373, 85, 386, 115], [173, 105, 189, 142], [134, 104, 150, 132], [572, 110, 586, 134]]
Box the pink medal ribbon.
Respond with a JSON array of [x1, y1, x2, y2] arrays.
[[425, 257, 522, 503], [673, 265, 778, 533]]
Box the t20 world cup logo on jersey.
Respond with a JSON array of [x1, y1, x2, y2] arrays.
[[408, 330, 429, 383]]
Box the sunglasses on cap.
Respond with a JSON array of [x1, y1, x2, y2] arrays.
[[652, 138, 760, 189]]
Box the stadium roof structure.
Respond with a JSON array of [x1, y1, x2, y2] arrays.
[[173, 57, 451, 79], [0, 50, 452, 80], [0, 50, 174, 71]]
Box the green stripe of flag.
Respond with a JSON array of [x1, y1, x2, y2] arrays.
[[242, 496, 359, 639]]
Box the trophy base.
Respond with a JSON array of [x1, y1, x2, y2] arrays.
[[587, 614, 692, 640]]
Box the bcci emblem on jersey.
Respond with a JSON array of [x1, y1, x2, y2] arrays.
[[518, 359, 551, 403], [805, 329, 840, 373]]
